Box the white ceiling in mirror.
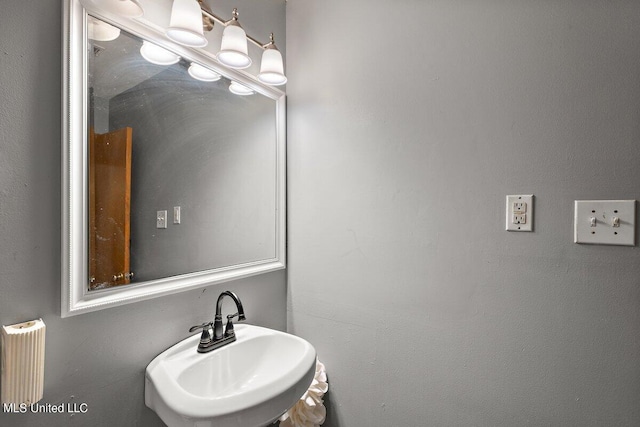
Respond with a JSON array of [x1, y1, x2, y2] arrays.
[[90, 31, 170, 98]]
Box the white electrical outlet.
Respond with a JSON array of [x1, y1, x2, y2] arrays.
[[513, 202, 527, 213], [513, 214, 526, 224], [506, 195, 533, 232], [157, 210, 167, 229], [574, 200, 636, 246]]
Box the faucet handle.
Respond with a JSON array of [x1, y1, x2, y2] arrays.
[[224, 313, 245, 337], [227, 313, 244, 321], [189, 322, 212, 333], [189, 322, 213, 344]]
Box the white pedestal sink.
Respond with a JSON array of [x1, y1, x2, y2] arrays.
[[145, 324, 316, 427]]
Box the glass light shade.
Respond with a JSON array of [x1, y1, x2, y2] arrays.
[[229, 81, 254, 96], [188, 63, 221, 82], [88, 16, 121, 41], [166, 0, 208, 47], [100, 0, 144, 18], [258, 48, 287, 86], [216, 25, 251, 69], [140, 41, 181, 65]]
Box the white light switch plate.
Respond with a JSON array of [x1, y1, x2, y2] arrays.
[[506, 195, 533, 232], [157, 210, 167, 229], [173, 206, 181, 224], [574, 200, 636, 246]]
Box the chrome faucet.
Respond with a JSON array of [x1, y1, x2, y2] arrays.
[[189, 290, 246, 353]]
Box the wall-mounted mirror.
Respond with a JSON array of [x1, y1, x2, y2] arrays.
[[62, 0, 286, 317]]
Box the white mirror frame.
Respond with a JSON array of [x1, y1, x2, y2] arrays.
[[61, 0, 286, 317]]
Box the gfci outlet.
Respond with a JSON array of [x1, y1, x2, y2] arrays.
[[157, 210, 167, 229], [506, 195, 533, 232], [574, 200, 636, 246]]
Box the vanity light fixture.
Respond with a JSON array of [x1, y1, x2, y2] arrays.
[[216, 8, 252, 69], [166, 0, 208, 47], [188, 63, 221, 82], [88, 16, 121, 41], [140, 41, 181, 66], [103, 0, 288, 85], [100, 0, 144, 18], [229, 81, 254, 96], [257, 33, 287, 86], [207, 8, 287, 84]]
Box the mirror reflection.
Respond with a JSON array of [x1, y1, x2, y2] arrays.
[[87, 17, 277, 290]]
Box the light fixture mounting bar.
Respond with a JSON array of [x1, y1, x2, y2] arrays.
[[198, 6, 270, 49]]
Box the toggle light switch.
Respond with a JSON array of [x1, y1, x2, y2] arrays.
[[574, 200, 636, 246]]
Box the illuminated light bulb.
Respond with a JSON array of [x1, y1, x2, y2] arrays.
[[100, 0, 144, 18], [88, 16, 121, 41], [140, 41, 180, 66], [229, 81, 254, 96], [258, 34, 286, 86], [188, 63, 221, 82], [216, 9, 251, 69], [166, 0, 208, 47]]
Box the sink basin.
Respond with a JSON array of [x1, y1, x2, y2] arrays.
[[145, 324, 316, 427]]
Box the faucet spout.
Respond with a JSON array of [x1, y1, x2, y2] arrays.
[[216, 290, 245, 320], [213, 291, 245, 340]]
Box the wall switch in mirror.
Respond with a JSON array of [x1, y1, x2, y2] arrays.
[[174, 206, 181, 224], [157, 210, 167, 229]]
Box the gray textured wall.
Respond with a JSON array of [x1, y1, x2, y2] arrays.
[[287, 0, 640, 426], [0, 1, 286, 426]]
